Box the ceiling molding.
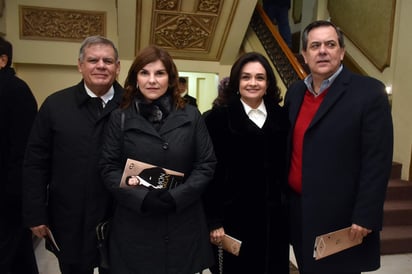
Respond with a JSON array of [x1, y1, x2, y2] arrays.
[[131, 0, 255, 63]]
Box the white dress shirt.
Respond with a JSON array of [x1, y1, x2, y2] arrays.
[[241, 99, 267, 128], [84, 84, 115, 108]]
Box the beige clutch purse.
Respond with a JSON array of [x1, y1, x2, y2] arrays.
[[213, 234, 242, 256], [221, 234, 242, 256]]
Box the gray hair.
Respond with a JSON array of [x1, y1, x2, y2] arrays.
[[78, 35, 119, 61]]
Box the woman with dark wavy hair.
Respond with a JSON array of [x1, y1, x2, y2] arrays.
[[203, 52, 289, 273], [100, 45, 216, 273]]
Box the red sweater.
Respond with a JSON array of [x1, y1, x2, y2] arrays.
[[288, 89, 328, 193]]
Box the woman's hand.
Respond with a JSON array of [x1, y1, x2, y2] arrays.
[[210, 227, 225, 245]]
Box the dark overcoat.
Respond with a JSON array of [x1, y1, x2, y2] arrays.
[[0, 67, 38, 272], [203, 98, 290, 274], [22, 80, 124, 267], [99, 102, 216, 274], [284, 67, 393, 272]]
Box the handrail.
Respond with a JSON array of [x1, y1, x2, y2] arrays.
[[254, 3, 307, 80]]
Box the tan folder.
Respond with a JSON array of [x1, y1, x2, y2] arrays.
[[213, 234, 242, 256], [314, 226, 363, 260]]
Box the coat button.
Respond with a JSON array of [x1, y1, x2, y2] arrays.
[[162, 142, 169, 150]]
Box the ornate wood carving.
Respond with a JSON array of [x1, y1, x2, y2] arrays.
[[198, 0, 221, 14], [156, 0, 178, 11], [154, 14, 214, 50], [19, 6, 106, 42], [152, 0, 222, 51]]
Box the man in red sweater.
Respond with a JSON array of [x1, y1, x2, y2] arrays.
[[285, 20, 393, 274]]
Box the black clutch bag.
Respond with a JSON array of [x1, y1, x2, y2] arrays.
[[96, 221, 110, 269]]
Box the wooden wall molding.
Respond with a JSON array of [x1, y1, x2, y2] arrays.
[[152, 0, 222, 52], [19, 5, 106, 42]]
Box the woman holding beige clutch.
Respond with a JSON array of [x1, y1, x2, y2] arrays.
[[203, 52, 289, 273]]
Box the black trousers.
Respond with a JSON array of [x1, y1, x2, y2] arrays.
[[298, 271, 360, 274], [0, 226, 38, 274], [289, 191, 360, 274], [58, 261, 109, 274]]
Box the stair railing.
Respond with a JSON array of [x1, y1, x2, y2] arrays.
[[250, 3, 307, 88]]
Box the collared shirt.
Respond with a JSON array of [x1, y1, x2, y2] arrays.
[[304, 65, 343, 96], [180, 90, 188, 97], [84, 84, 115, 108], [241, 99, 267, 128]]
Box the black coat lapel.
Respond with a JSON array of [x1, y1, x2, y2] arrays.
[[227, 99, 257, 134], [287, 81, 306, 129], [309, 68, 351, 129]]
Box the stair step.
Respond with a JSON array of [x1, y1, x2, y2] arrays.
[[391, 161, 402, 179], [383, 200, 412, 225], [385, 179, 412, 201], [381, 162, 412, 255], [380, 225, 412, 254]]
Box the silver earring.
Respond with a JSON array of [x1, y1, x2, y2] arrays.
[[136, 84, 139, 90]]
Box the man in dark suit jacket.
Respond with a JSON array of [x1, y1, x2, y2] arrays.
[[23, 36, 123, 274], [285, 20, 393, 274], [178, 77, 197, 107]]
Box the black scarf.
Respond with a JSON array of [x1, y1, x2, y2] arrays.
[[138, 94, 172, 129]]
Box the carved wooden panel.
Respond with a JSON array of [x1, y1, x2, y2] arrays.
[[135, 0, 244, 61], [151, 0, 222, 51], [19, 6, 106, 42], [197, 0, 221, 14], [154, 14, 216, 50], [156, 0, 179, 11]]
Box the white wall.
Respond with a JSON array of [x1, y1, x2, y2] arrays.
[[391, 0, 412, 179], [177, 71, 219, 114]]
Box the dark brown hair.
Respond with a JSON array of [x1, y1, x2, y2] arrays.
[[122, 45, 184, 109], [222, 52, 282, 106]]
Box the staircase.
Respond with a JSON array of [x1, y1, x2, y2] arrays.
[[380, 162, 412, 254]]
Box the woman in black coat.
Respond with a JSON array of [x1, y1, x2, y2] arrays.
[[203, 52, 290, 273], [100, 45, 216, 274]]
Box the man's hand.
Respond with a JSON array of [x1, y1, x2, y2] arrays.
[[349, 223, 372, 242], [30, 225, 49, 238]]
